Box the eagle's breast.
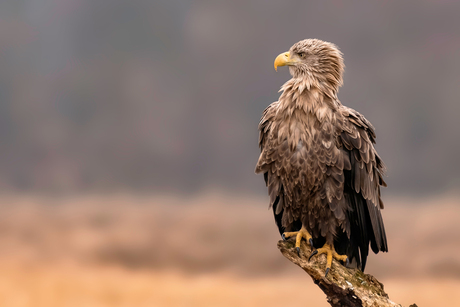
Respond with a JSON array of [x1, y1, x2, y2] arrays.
[[275, 104, 340, 195]]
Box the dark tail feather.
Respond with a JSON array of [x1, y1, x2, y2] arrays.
[[272, 196, 285, 236]]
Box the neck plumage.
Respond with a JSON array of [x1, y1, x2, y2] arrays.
[[277, 77, 341, 118]]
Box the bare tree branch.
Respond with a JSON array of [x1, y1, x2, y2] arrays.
[[277, 240, 417, 307]]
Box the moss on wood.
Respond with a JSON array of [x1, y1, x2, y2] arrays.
[[277, 239, 416, 307]]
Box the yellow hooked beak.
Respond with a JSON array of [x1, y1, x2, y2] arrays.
[[274, 51, 298, 71]]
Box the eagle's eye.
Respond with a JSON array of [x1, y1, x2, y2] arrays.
[[298, 52, 306, 59]]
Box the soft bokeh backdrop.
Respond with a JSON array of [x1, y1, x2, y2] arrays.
[[2, 0, 460, 195], [0, 1, 460, 306]]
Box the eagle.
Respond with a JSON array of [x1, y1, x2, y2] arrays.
[[255, 39, 387, 276]]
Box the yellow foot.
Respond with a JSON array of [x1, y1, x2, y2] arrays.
[[308, 243, 348, 277], [282, 226, 313, 256]]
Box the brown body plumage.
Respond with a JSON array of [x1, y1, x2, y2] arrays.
[[256, 39, 387, 271]]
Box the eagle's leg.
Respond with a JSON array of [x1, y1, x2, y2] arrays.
[[308, 243, 348, 277], [282, 226, 313, 255]]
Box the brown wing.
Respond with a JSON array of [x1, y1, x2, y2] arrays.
[[255, 103, 288, 233], [338, 106, 388, 270]]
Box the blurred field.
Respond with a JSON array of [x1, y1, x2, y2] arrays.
[[0, 193, 459, 306]]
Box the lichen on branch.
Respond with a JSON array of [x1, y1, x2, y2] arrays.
[[277, 240, 416, 307]]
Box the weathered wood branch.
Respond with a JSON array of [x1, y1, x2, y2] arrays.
[[277, 240, 417, 307]]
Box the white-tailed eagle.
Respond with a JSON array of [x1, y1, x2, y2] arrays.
[[255, 39, 388, 276]]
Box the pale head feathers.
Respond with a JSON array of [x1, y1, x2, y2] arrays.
[[288, 39, 344, 92], [276, 39, 345, 119]]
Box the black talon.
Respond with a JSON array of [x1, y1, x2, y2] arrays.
[[325, 268, 330, 277], [309, 238, 314, 249], [308, 250, 318, 262], [282, 233, 286, 241], [296, 247, 300, 256], [345, 257, 349, 267]]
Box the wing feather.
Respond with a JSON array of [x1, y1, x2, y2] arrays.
[[338, 106, 388, 270]]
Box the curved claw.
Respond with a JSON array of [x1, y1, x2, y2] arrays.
[[345, 257, 350, 267], [282, 233, 287, 241], [308, 250, 318, 262], [325, 267, 330, 277], [296, 247, 300, 256], [309, 238, 314, 249]]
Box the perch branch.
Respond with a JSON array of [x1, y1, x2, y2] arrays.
[[277, 239, 417, 307]]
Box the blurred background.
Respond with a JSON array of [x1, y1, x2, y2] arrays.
[[0, 1, 460, 306]]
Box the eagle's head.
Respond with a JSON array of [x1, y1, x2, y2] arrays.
[[274, 39, 344, 91]]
